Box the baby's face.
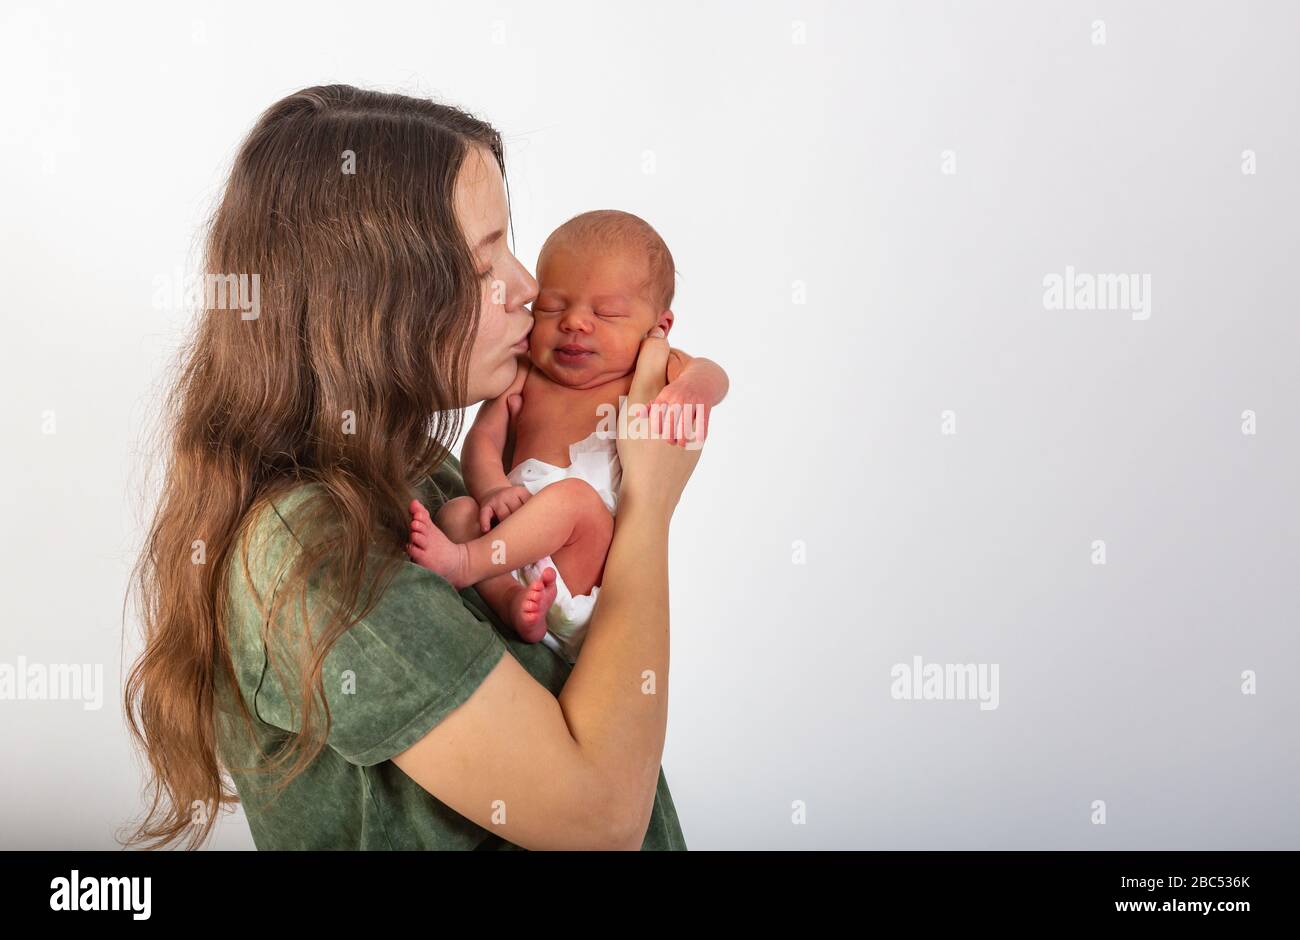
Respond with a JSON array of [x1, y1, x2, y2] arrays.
[[528, 242, 663, 389]]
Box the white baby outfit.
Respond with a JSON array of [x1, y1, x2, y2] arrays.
[[505, 429, 622, 663]]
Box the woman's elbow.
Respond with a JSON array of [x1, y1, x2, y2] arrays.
[[565, 767, 646, 850], [601, 810, 648, 851], [596, 780, 653, 851]]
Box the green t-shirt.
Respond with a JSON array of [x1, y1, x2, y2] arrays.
[[213, 452, 686, 850]]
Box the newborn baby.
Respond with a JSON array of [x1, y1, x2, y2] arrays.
[[407, 210, 729, 662]]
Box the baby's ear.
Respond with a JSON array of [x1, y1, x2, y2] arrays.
[[656, 309, 675, 337]]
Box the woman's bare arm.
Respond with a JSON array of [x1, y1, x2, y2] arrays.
[[392, 333, 700, 850], [554, 489, 675, 843], [390, 651, 635, 849]]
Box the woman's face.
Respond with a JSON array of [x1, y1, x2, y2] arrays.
[[458, 147, 538, 405]]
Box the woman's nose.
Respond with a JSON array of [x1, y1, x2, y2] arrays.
[[514, 265, 539, 310], [517, 273, 538, 309], [509, 282, 537, 312], [504, 257, 538, 311]]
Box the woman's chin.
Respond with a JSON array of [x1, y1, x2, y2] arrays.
[[463, 361, 516, 406], [498, 357, 523, 391]]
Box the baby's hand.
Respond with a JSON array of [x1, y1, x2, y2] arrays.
[[478, 484, 532, 532], [648, 379, 711, 447]]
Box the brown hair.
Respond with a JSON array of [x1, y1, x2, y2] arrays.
[[540, 208, 676, 310], [123, 85, 507, 849]]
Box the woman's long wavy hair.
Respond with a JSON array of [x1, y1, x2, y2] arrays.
[[123, 85, 506, 849]]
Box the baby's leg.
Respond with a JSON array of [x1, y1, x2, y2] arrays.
[[421, 496, 556, 643], [409, 478, 613, 596]]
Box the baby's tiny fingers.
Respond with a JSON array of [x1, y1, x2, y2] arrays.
[[665, 407, 684, 444], [657, 402, 672, 441], [684, 408, 699, 444]]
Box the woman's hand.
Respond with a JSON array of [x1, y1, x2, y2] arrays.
[[616, 329, 704, 516]]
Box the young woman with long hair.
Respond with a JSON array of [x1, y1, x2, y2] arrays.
[[123, 84, 700, 850]]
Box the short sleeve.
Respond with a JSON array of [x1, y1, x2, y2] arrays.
[[226, 472, 509, 768], [318, 558, 507, 765]]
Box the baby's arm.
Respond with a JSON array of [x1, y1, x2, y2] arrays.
[[648, 348, 729, 445], [666, 348, 729, 406], [463, 400, 511, 501], [463, 359, 531, 531]]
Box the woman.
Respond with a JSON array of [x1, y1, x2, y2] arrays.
[[124, 85, 701, 850]]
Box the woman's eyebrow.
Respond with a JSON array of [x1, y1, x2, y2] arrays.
[[475, 229, 505, 252]]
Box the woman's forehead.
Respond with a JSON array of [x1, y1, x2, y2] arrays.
[[454, 148, 507, 241]]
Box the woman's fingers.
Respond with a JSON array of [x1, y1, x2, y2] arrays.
[[627, 331, 670, 416]]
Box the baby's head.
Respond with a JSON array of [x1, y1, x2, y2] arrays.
[[528, 210, 675, 388]]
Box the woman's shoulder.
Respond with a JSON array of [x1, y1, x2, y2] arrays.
[[238, 481, 322, 557], [226, 485, 318, 611], [420, 449, 470, 506], [241, 452, 467, 543], [230, 455, 469, 600]]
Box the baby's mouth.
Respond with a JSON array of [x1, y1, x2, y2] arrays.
[[554, 344, 594, 365]]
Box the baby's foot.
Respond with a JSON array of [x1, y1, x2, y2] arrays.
[[510, 567, 557, 643], [407, 500, 472, 588]]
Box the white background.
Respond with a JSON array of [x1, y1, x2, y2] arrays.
[[1, 0, 1297, 849]]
